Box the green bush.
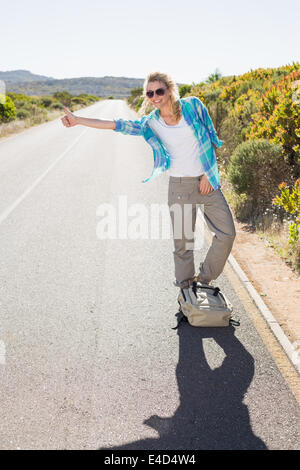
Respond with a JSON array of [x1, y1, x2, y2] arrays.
[[53, 91, 73, 107], [127, 87, 143, 103], [40, 97, 53, 107], [6, 92, 19, 101], [246, 70, 300, 167], [49, 102, 64, 110], [74, 93, 99, 105], [16, 109, 30, 120], [71, 96, 88, 106], [0, 95, 17, 122], [228, 138, 292, 216], [273, 179, 300, 246], [179, 84, 192, 98], [14, 99, 28, 107], [7, 92, 31, 104], [82, 94, 101, 103], [135, 96, 144, 111]]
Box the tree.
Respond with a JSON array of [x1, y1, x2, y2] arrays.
[[206, 68, 222, 83]]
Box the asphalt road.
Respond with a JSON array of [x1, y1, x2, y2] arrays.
[[0, 100, 299, 450]]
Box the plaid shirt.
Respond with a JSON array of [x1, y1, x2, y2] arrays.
[[113, 96, 223, 190]]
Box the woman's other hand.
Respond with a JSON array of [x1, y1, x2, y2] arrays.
[[199, 173, 214, 195]]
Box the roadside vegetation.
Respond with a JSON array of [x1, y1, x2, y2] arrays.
[[127, 63, 300, 272], [0, 91, 101, 139]]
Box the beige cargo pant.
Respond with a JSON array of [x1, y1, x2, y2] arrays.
[[168, 175, 236, 289]]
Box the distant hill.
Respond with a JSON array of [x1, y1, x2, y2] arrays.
[[0, 69, 54, 83], [1, 70, 144, 98]]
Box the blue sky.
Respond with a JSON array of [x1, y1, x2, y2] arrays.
[[1, 0, 299, 84]]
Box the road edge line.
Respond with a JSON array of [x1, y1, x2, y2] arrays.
[[227, 252, 300, 376], [197, 205, 300, 376]]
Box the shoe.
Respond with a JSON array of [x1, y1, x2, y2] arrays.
[[173, 278, 194, 289], [195, 275, 212, 286], [197, 263, 213, 286]]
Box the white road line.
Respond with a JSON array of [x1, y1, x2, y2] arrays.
[[0, 128, 88, 226]]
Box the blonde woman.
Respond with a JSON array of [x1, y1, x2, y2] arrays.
[[61, 71, 236, 291]]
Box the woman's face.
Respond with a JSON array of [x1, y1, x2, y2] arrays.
[[146, 80, 171, 109]]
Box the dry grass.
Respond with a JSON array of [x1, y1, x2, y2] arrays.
[[0, 109, 64, 141], [255, 220, 300, 273], [0, 102, 92, 142], [0, 118, 28, 140], [220, 168, 300, 274]]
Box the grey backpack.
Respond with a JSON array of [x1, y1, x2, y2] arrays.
[[173, 282, 239, 329]]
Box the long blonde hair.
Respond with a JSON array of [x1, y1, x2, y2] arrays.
[[139, 71, 181, 120]]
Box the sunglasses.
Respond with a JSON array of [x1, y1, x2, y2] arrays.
[[146, 88, 166, 99]]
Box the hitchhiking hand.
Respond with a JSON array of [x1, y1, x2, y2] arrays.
[[61, 107, 78, 127]]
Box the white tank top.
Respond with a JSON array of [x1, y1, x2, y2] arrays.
[[148, 115, 205, 177]]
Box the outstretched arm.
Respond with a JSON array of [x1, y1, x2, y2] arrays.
[[61, 108, 146, 137], [61, 107, 116, 130]]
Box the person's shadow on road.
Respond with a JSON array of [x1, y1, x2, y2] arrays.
[[98, 324, 267, 450]]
